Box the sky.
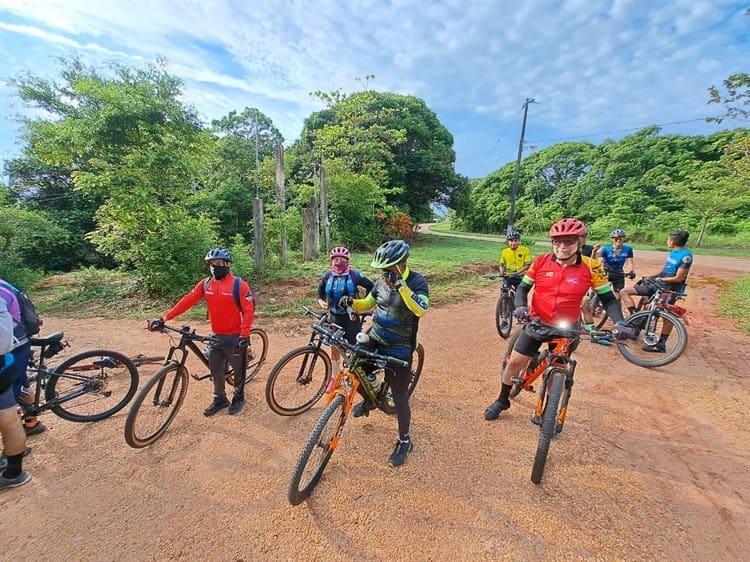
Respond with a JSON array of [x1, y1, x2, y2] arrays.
[[0, 0, 748, 179]]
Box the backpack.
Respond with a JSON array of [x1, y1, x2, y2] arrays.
[[201, 276, 245, 311], [322, 269, 359, 296], [0, 281, 41, 337]]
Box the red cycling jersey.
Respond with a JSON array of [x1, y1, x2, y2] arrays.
[[164, 274, 254, 337], [523, 253, 609, 325]]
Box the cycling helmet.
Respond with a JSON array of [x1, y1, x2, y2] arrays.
[[548, 218, 587, 238], [371, 239, 410, 268], [506, 230, 521, 240], [204, 247, 232, 262], [610, 228, 627, 238], [329, 246, 351, 260]]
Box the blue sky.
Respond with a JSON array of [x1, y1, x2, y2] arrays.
[[0, 0, 748, 179]]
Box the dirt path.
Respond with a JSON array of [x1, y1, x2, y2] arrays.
[[3, 256, 749, 561]]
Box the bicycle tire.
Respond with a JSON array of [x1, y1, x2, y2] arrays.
[[124, 362, 189, 448], [288, 393, 346, 505], [47, 350, 139, 422], [381, 343, 425, 415], [265, 346, 331, 416], [590, 294, 609, 329], [496, 294, 513, 339], [531, 368, 565, 484], [226, 327, 269, 386], [615, 310, 688, 368]]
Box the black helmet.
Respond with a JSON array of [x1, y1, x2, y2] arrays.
[[507, 230, 521, 240], [371, 240, 410, 268], [204, 247, 232, 262]]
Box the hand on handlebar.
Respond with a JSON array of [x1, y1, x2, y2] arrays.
[[512, 306, 530, 322], [237, 337, 250, 349], [147, 317, 165, 332]]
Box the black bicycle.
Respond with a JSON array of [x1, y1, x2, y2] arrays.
[[124, 324, 268, 448], [23, 332, 139, 423], [266, 306, 424, 416]]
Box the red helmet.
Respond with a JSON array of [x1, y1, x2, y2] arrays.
[[548, 218, 587, 238], [329, 246, 350, 260]]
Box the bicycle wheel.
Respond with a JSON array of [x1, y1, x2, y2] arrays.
[[590, 294, 609, 329], [496, 294, 513, 339], [615, 310, 688, 368], [47, 350, 139, 422], [288, 393, 346, 505], [265, 346, 331, 416], [124, 362, 189, 448], [226, 328, 269, 386], [531, 368, 565, 484], [381, 343, 425, 415]]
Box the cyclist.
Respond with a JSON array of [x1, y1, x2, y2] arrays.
[[578, 229, 602, 330], [620, 230, 692, 353], [497, 231, 531, 330], [484, 218, 635, 421], [598, 228, 636, 297], [316, 246, 373, 390], [148, 248, 255, 416], [340, 240, 428, 467]]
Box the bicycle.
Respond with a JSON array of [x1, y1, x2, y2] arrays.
[[483, 273, 520, 338], [614, 277, 688, 368], [500, 318, 616, 484], [22, 331, 139, 423], [287, 318, 424, 504], [123, 324, 268, 448], [266, 306, 424, 416]]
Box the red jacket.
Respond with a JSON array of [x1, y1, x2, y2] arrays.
[[164, 274, 254, 337]]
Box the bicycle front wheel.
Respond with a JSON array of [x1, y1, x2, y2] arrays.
[[381, 343, 425, 415], [227, 328, 269, 386], [495, 295, 513, 338], [47, 350, 139, 422], [531, 368, 565, 484], [124, 362, 189, 448], [288, 394, 346, 505], [266, 346, 331, 416], [615, 310, 688, 368]]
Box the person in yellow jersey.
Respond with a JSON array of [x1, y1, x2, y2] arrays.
[[497, 231, 531, 329]]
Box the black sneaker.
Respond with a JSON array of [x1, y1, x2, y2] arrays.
[[642, 342, 667, 353], [203, 396, 230, 417], [388, 438, 414, 467], [0, 471, 32, 490], [484, 399, 510, 420], [352, 401, 372, 418], [228, 395, 245, 416]]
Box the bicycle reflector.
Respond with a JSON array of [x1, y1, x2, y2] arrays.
[[665, 303, 686, 316]]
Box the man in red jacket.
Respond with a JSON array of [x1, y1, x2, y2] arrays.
[[148, 248, 255, 416]]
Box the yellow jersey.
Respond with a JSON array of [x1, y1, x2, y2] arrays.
[[499, 245, 531, 273]]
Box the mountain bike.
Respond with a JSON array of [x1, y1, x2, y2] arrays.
[[266, 306, 424, 416], [124, 324, 268, 448], [500, 319, 616, 484], [288, 319, 423, 505], [22, 331, 139, 423], [614, 277, 688, 368]]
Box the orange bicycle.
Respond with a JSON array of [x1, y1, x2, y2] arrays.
[[501, 318, 615, 484]]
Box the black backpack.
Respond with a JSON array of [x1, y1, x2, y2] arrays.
[[0, 281, 41, 337]]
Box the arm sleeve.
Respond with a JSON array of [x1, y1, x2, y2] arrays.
[[316, 273, 327, 301], [397, 283, 429, 318], [357, 272, 375, 294], [352, 294, 376, 313], [164, 280, 206, 321], [514, 280, 532, 308], [599, 290, 625, 324]]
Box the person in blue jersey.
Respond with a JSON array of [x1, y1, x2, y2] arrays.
[[598, 228, 636, 296], [620, 230, 693, 353]]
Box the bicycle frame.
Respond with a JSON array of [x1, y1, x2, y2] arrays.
[[24, 334, 78, 415]]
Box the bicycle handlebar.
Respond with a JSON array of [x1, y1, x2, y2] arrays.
[[310, 321, 409, 368], [157, 324, 219, 345]]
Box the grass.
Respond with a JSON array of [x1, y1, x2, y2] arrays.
[[719, 275, 750, 332]]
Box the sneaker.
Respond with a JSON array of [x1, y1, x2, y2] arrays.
[[642, 342, 667, 353], [388, 438, 414, 467], [0, 447, 32, 471], [23, 421, 47, 436], [483, 399, 510, 421], [228, 395, 245, 416], [351, 401, 373, 418], [203, 396, 230, 417], [0, 471, 32, 490]]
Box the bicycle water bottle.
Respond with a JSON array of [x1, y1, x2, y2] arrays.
[[355, 332, 370, 344]]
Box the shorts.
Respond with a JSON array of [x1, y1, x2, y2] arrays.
[[634, 282, 679, 304], [0, 384, 16, 410], [513, 325, 580, 357], [607, 272, 626, 292]]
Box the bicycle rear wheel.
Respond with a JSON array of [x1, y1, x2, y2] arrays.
[[615, 310, 687, 368], [266, 346, 331, 415], [226, 328, 269, 386], [124, 362, 189, 448], [496, 294, 513, 339], [288, 394, 346, 505], [531, 368, 565, 484], [47, 350, 139, 422]]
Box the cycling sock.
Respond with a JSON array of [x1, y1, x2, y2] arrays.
[[499, 383, 512, 402], [2, 452, 23, 479], [398, 433, 410, 443]]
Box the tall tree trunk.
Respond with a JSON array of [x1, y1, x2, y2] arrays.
[[696, 214, 708, 248], [274, 142, 287, 263]]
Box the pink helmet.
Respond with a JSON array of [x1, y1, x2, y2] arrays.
[[329, 246, 350, 260], [549, 218, 587, 238]]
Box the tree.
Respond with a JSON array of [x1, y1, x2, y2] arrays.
[[708, 73, 750, 123]]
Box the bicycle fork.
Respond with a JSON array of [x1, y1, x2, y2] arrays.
[[533, 360, 575, 433]]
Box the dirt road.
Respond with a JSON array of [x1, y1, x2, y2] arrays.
[[3, 255, 749, 561]]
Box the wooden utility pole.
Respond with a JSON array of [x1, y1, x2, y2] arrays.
[[274, 142, 287, 263], [507, 97, 536, 236], [253, 123, 264, 270]]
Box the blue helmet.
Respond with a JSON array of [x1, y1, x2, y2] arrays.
[[506, 230, 521, 240], [204, 247, 232, 262]]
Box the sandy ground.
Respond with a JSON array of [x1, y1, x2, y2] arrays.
[[2, 252, 749, 561]]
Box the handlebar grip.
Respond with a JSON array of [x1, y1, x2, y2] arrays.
[[387, 357, 410, 368]]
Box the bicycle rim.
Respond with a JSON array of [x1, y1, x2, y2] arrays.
[[265, 346, 330, 415], [124, 363, 188, 448], [47, 350, 139, 422], [226, 328, 269, 386], [531, 369, 565, 484], [288, 394, 345, 505], [615, 310, 688, 368]]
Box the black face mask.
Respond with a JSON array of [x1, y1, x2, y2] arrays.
[[210, 265, 230, 280], [383, 270, 399, 284]]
